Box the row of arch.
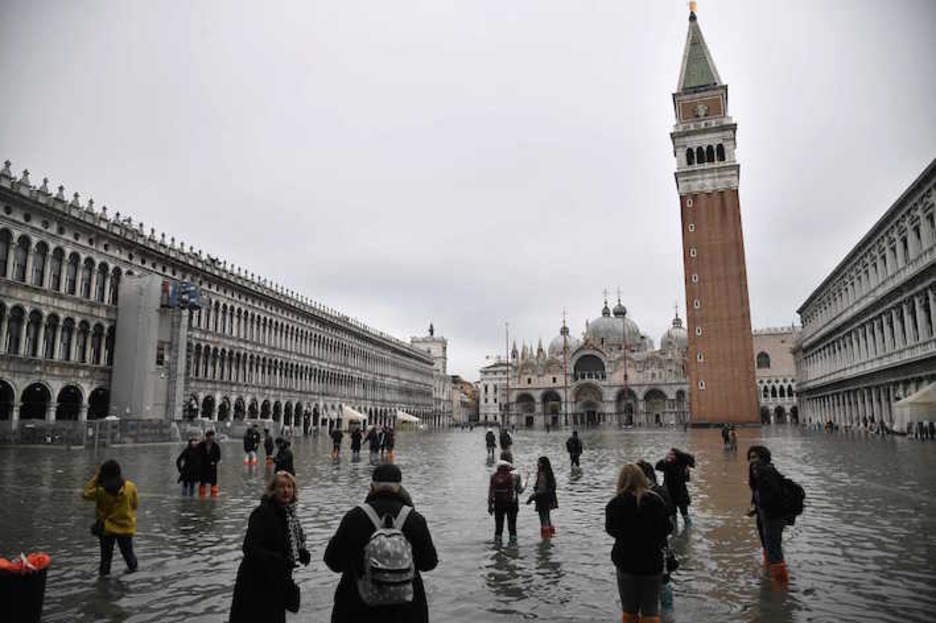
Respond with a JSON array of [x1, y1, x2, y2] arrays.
[[0, 379, 110, 421], [0, 302, 115, 365], [760, 382, 795, 400], [513, 386, 686, 413], [685, 143, 726, 166], [0, 228, 122, 305], [188, 342, 431, 403], [189, 302, 424, 382]]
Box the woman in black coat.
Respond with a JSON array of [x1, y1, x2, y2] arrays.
[[176, 437, 202, 496], [655, 447, 695, 528], [605, 463, 673, 623], [230, 471, 310, 623]]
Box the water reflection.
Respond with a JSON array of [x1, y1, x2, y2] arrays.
[[1, 428, 935, 622]]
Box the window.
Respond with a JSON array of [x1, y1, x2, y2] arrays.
[[696, 352, 704, 362], [688, 223, 695, 232], [690, 247, 697, 258], [552, 377, 557, 383], [686, 148, 695, 166], [5, 307, 24, 354], [49, 249, 63, 290], [693, 299, 701, 309], [696, 146, 705, 164], [0, 229, 11, 277], [80, 258, 94, 298], [65, 254, 79, 294], [716, 144, 726, 161], [901, 238, 909, 264], [706, 145, 715, 162], [695, 326, 702, 336], [691, 273, 699, 283], [12, 237, 29, 282], [756, 352, 771, 369], [32, 242, 47, 286], [25, 310, 42, 357], [156, 343, 166, 366], [43, 315, 58, 359], [698, 380, 706, 390], [60, 318, 74, 361], [686, 197, 693, 208]]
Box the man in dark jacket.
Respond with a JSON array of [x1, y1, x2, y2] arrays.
[[485, 428, 497, 460], [566, 430, 584, 468], [263, 428, 275, 464], [197, 430, 222, 497], [324, 464, 438, 623], [655, 447, 695, 528], [273, 437, 295, 476], [243, 425, 260, 465]]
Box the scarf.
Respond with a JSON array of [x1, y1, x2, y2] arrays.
[[284, 502, 305, 567]]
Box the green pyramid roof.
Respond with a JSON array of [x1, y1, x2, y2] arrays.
[[677, 14, 721, 92]]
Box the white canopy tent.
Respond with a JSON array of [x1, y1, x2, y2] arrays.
[[893, 382, 936, 432], [340, 404, 367, 430], [395, 410, 422, 428]]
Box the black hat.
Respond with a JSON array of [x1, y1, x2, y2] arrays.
[[372, 463, 402, 484]]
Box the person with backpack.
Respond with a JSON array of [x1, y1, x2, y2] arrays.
[[230, 470, 309, 623], [83, 460, 139, 576], [176, 435, 202, 496], [747, 445, 803, 585], [324, 464, 438, 623], [485, 428, 497, 460], [499, 427, 513, 452], [488, 456, 527, 546], [527, 456, 558, 538], [655, 448, 695, 528], [243, 424, 260, 465], [566, 430, 584, 468], [605, 463, 673, 623]]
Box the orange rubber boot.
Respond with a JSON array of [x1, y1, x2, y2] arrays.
[[210, 485, 219, 497], [769, 562, 789, 585], [549, 524, 556, 536], [638, 616, 660, 623], [622, 614, 639, 623], [198, 484, 207, 497]]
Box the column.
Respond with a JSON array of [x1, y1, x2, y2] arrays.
[[79, 403, 88, 423], [902, 300, 914, 345], [891, 308, 902, 349], [35, 321, 45, 359], [46, 401, 56, 424], [914, 294, 927, 343], [23, 245, 34, 288], [874, 317, 884, 356], [928, 287, 936, 337]]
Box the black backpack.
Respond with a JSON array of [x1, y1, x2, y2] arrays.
[[779, 476, 805, 520]]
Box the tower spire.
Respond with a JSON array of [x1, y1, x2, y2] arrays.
[[677, 5, 722, 93]]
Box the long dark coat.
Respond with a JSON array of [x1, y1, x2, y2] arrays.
[[655, 450, 695, 507], [323, 489, 438, 623], [230, 497, 296, 623], [176, 445, 202, 484], [197, 440, 221, 485]]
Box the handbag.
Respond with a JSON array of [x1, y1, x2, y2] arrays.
[[90, 520, 104, 537], [665, 547, 679, 573], [285, 578, 300, 613]]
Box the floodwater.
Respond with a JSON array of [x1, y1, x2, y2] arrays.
[[1, 427, 934, 623]]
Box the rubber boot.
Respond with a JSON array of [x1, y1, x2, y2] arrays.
[[198, 484, 207, 498], [622, 614, 639, 623], [508, 533, 517, 546], [638, 616, 660, 623], [660, 581, 674, 612], [388, 450, 395, 464], [762, 549, 768, 569], [244, 456, 250, 465], [210, 485, 219, 498], [494, 534, 502, 547], [769, 562, 789, 585], [540, 526, 551, 539], [252, 456, 258, 465], [549, 524, 556, 536]]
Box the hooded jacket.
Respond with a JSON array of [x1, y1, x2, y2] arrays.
[[324, 487, 438, 623], [83, 474, 139, 535], [605, 490, 672, 574]]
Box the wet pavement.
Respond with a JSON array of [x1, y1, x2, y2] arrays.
[[1, 426, 934, 622]]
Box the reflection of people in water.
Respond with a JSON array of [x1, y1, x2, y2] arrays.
[[484, 544, 525, 601]]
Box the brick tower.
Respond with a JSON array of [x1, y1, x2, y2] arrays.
[[671, 7, 759, 425]]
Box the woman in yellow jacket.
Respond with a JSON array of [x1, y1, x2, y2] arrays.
[[83, 459, 139, 575]]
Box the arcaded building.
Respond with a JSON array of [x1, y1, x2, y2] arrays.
[[753, 327, 800, 424], [0, 160, 435, 442], [794, 159, 936, 428], [671, 9, 759, 425]]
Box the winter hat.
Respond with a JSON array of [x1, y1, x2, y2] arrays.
[[372, 463, 402, 485]]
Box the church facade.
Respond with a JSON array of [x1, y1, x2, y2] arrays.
[[482, 300, 690, 429]]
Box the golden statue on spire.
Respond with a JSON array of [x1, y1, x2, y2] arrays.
[[689, 0, 698, 14]]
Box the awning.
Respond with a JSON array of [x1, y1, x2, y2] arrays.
[[395, 410, 421, 423], [893, 382, 936, 430], [340, 404, 367, 422]]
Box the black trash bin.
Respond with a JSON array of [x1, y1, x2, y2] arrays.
[[0, 553, 50, 623]]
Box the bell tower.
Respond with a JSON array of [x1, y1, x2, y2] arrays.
[[671, 6, 759, 425]]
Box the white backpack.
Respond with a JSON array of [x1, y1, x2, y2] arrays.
[[356, 503, 415, 606]]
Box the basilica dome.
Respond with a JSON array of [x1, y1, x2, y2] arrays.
[[548, 334, 581, 357], [661, 314, 688, 351], [585, 301, 641, 346]]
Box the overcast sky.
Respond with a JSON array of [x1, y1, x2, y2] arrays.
[[2, 1, 934, 379]]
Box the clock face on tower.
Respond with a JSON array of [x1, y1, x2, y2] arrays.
[[694, 103, 709, 118]]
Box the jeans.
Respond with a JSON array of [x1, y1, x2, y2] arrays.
[[181, 481, 195, 496], [615, 568, 662, 616], [758, 510, 785, 563], [494, 504, 518, 537], [99, 534, 137, 575], [570, 454, 580, 467]]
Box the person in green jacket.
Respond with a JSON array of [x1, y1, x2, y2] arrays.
[[83, 459, 139, 575]]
